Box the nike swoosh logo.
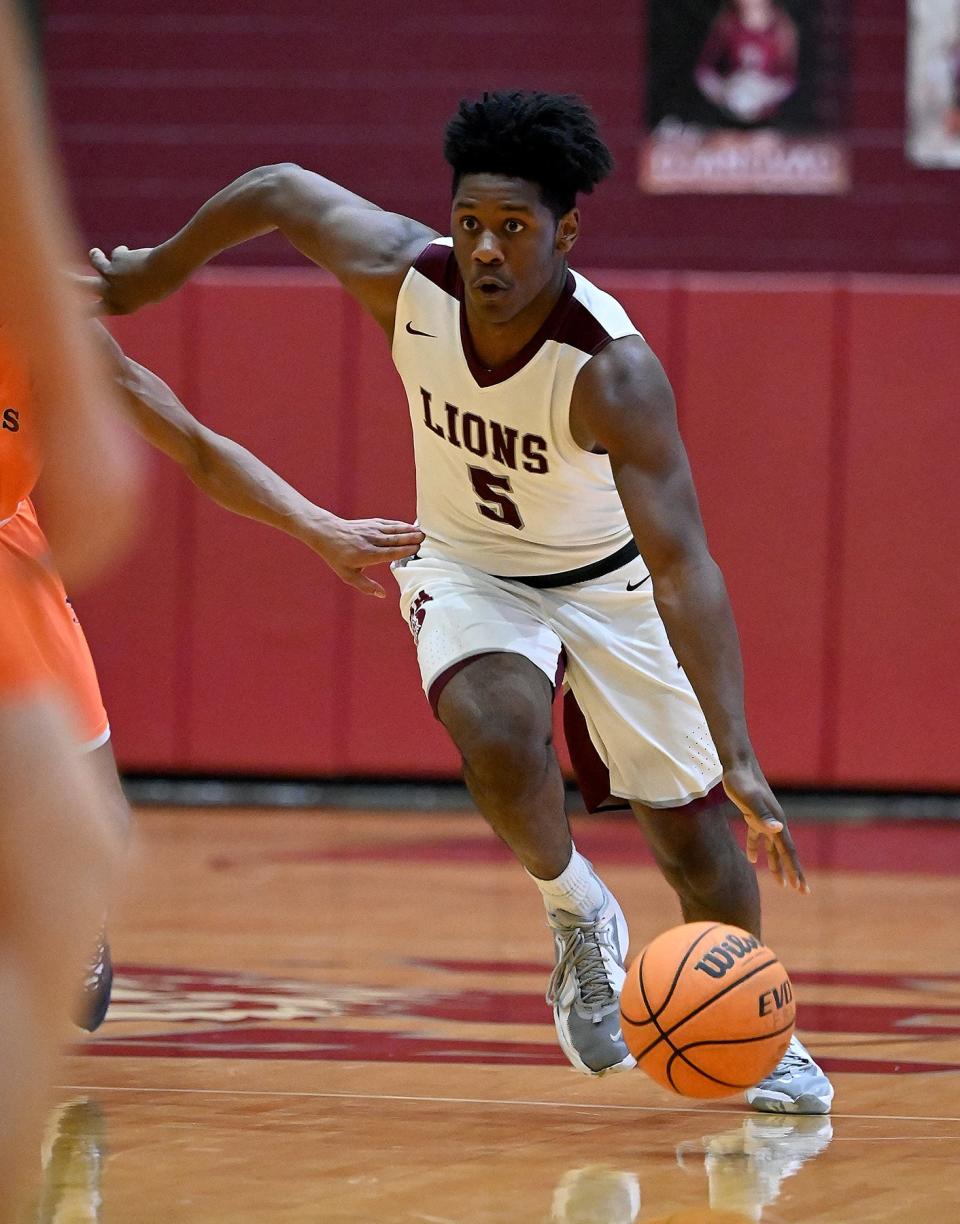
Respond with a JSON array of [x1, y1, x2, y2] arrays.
[[405, 321, 434, 337], [611, 1029, 624, 1042], [626, 574, 651, 591]]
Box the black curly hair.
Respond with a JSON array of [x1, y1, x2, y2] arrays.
[[443, 90, 614, 219]]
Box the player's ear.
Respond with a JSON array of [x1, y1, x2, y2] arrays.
[[556, 208, 579, 255]]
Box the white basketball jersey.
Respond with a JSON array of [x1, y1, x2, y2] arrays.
[[392, 239, 640, 578]]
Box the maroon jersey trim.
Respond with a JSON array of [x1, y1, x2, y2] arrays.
[[458, 270, 578, 388], [554, 294, 618, 358], [412, 242, 615, 388], [413, 241, 460, 295]]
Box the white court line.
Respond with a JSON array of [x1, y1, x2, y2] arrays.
[[57, 1084, 960, 1124], [831, 1136, 960, 1141]]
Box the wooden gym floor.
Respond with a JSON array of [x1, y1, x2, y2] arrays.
[[39, 807, 960, 1222]]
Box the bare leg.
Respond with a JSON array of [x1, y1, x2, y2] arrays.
[[632, 797, 762, 939], [436, 653, 570, 879], [87, 738, 132, 836], [438, 653, 633, 1077], [70, 739, 131, 1030], [0, 695, 122, 1218]]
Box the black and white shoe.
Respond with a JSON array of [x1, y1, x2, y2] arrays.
[[74, 929, 113, 1032]]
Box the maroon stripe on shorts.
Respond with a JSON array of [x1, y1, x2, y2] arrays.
[[563, 689, 726, 815], [563, 690, 628, 813], [428, 650, 565, 720]]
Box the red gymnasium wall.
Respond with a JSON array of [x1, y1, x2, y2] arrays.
[[45, 1, 960, 276], [77, 272, 960, 792]]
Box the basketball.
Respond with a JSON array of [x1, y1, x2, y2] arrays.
[[620, 921, 795, 1099]]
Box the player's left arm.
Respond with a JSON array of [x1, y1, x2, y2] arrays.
[[571, 336, 807, 893], [96, 325, 423, 598]]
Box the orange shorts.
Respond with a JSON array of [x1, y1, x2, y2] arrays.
[[0, 498, 109, 749]]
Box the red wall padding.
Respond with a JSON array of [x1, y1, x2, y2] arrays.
[[85, 271, 960, 791], [181, 272, 357, 772], [677, 277, 837, 783], [830, 282, 960, 788], [76, 296, 191, 768]]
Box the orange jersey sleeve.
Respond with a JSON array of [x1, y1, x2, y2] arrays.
[[0, 324, 42, 520]]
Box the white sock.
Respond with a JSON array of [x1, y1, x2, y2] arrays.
[[529, 846, 605, 917]]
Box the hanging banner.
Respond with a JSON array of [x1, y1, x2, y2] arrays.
[[907, 0, 960, 167], [641, 0, 849, 194]]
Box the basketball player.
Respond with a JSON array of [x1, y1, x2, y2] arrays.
[[2, 321, 425, 1033], [85, 90, 833, 1113], [0, 0, 137, 1208]]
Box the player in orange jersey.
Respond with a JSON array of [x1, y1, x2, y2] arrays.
[[0, 552, 126, 1219], [1, 319, 424, 1033], [0, 1, 139, 1211]]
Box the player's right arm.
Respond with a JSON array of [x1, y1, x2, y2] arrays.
[[87, 165, 438, 336], [97, 325, 423, 598], [571, 335, 807, 893]]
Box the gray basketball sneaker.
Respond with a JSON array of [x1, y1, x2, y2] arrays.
[[545, 880, 636, 1077], [745, 1035, 834, 1114]]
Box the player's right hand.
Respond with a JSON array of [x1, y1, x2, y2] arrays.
[[307, 516, 424, 599], [723, 762, 809, 895], [83, 245, 180, 315]]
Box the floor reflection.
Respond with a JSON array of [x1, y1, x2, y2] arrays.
[[551, 1164, 642, 1223], [640, 1211, 758, 1223], [676, 1114, 834, 1220], [31, 1098, 104, 1223]]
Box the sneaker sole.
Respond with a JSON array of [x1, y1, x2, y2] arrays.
[[558, 1038, 637, 1078], [745, 1088, 834, 1115]]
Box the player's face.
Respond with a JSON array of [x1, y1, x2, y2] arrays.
[[451, 175, 577, 324]]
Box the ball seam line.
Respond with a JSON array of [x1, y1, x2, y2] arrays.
[[664, 1017, 796, 1092], [625, 955, 780, 1064]]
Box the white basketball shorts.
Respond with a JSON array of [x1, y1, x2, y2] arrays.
[[392, 547, 723, 813]]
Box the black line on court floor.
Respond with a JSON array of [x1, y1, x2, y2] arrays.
[[120, 774, 960, 821]]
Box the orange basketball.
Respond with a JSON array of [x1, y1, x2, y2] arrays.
[[620, 921, 795, 1099]]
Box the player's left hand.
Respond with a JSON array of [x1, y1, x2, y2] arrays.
[[304, 516, 424, 598], [723, 763, 809, 895]]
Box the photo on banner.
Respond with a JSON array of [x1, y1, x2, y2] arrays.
[[907, 0, 960, 167], [641, 0, 849, 194]]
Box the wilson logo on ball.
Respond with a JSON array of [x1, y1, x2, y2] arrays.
[[693, 933, 761, 979]]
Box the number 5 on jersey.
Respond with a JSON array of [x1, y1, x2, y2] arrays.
[[468, 465, 524, 530]]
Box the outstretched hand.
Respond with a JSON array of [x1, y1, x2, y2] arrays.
[[723, 763, 809, 894], [305, 516, 424, 598], [81, 245, 178, 315]]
